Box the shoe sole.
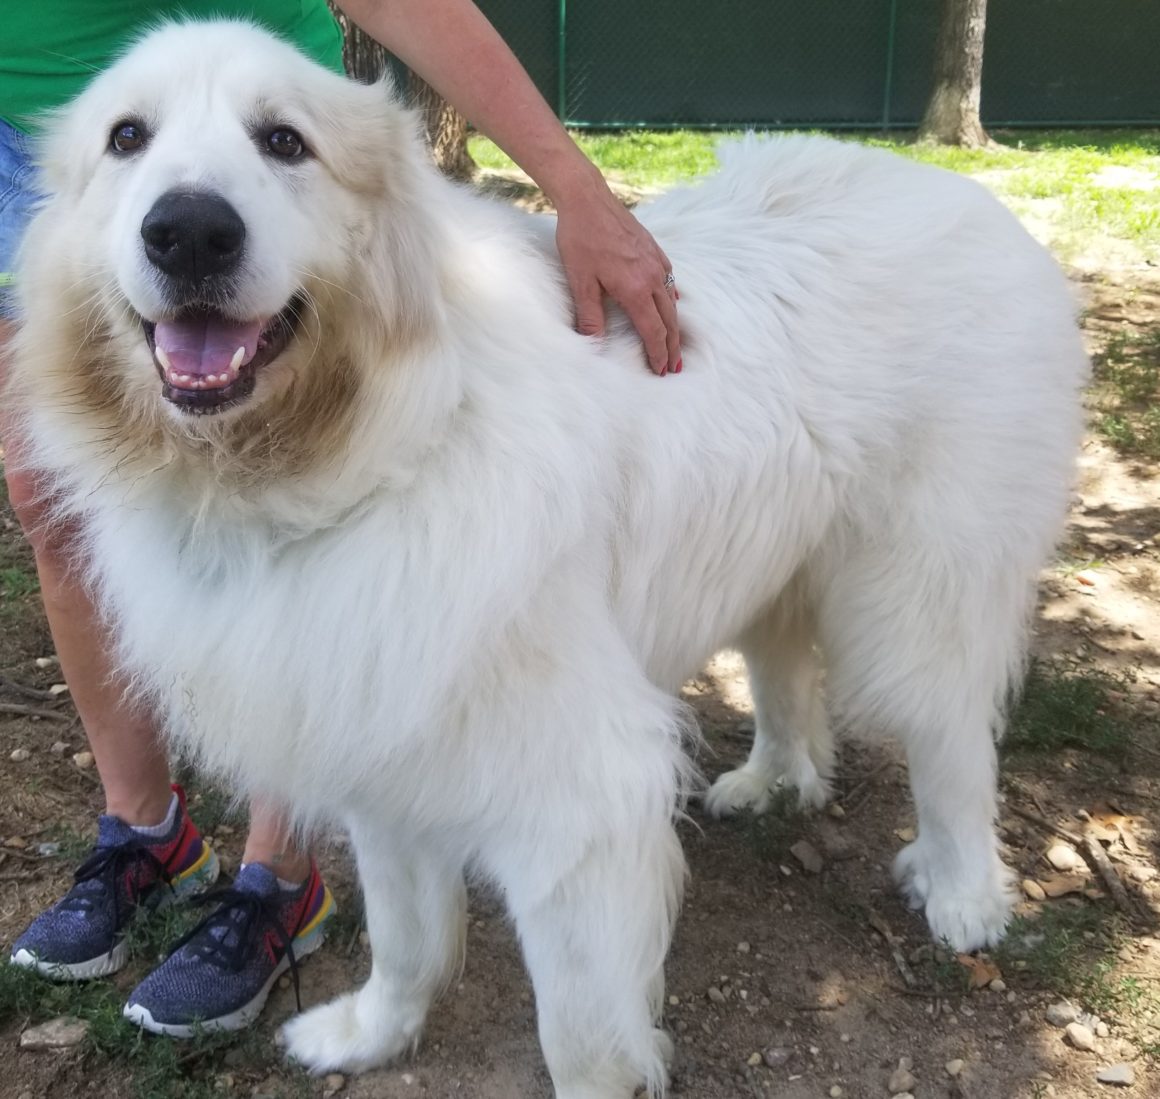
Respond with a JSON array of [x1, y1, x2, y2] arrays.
[[8, 847, 221, 982], [122, 886, 336, 1037]]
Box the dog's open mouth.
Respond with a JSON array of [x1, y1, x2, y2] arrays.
[[143, 296, 303, 415]]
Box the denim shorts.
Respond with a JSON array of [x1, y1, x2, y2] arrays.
[[0, 118, 40, 321]]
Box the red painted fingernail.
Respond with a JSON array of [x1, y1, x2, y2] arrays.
[[675, 358, 683, 373], [675, 289, 681, 300]]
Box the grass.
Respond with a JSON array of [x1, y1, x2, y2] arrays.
[[996, 905, 1160, 1037], [1004, 657, 1135, 760], [1089, 325, 1160, 461], [0, 953, 288, 1099], [719, 787, 802, 865], [471, 127, 1160, 255]]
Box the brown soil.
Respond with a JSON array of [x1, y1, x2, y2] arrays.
[[1, 204, 1158, 1099]]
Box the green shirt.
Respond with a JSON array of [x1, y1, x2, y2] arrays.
[[1, 1, 346, 131]]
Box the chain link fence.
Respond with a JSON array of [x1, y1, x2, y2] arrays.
[[476, 0, 1160, 129]]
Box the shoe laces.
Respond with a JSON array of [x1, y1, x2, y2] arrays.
[[62, 840, 171, 927], [167, 886, 303, 1010]]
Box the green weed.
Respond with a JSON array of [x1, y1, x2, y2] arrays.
[[1005, 659, 1134, 760]]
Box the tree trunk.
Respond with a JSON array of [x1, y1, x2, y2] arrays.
[[918, 0, 991, 147], [327, 4, 476, 179], [407, 75, 477, 182]]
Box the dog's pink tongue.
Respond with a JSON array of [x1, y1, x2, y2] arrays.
[[154, 316, 263, 378]]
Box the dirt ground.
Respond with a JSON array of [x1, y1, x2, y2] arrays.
[[1, 193, 1159, 1099]]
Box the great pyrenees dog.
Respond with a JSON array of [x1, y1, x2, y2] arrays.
[[9, 20, 1086, 1097]]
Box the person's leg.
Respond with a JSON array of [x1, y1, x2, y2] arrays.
[[0, 356, 173, 827]]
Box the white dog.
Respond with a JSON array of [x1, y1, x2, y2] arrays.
[[9, 20, 1086, 1097]]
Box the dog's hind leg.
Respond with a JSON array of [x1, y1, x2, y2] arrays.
[[503, 814, 684, 1098], [281, 822, 466, 1074], [820, 540, 1023, 952], [704, 595, 832, 817]]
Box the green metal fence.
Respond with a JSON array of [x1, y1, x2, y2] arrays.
[[476, 1, 1160, 129]]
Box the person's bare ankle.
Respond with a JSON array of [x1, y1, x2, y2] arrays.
[[105, 787, 175, 830], [241, 849, 311, 886]]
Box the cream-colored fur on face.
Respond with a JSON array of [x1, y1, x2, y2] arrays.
[[9, 20, 1087, 1098]]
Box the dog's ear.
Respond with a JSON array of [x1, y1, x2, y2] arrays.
[[313, 77, 447, 355], [29, 99, 109, 200]]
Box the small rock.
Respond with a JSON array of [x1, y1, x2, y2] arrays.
[[1065, 1022, 1096, 1051], [36, 842, 61, 857], [9, 748, 31, 762], [1095, 1020, 1109, 1038], [707, 986, 726, 1004], [72, 751, 94, 770], [827, 803, 846, 819], [1075, 570, 1098, 587], [323, 1074, 345, 1093], [1046, 1001, 1079, 1027], [1096, 1064, 1135, 1087], [1022, 879, 1047, 901], [668, 995, 680, 1006], [48, 683, 70, 696], [746, 1052, 762, 1066], [763, 1047, 793, 1068], [50, 741, 69, 755], [990, 978, 1007, 993], [277, 976, 291, 990], [35, 655, 59, 668], [737, 941, 750, 954], [1047, 844, 1080, 871], [830, 1087, 843, 1098], [20, 1016, 89, 1049], [789, 839, 824, 874], [400, 1074, 415, 1085], [5, 836, 27, 849], [888, 1065, 917, 1094], [946, 1059, 965, 1077]]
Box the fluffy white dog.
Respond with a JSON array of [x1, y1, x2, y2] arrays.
[[9, 20, 1086, 1097]]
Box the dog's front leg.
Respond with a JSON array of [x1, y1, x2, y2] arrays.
[[502, 815, 684, 1099], [282, 821, 467, 1073]]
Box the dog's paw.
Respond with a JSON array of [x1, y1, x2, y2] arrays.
[[704, 760, 830, 818], [893, 840, 1014, 952], [281, 988, 421, 1074], [703, 767, 775, 817]]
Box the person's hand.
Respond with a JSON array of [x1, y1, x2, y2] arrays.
[[554, 181, 682, 375]]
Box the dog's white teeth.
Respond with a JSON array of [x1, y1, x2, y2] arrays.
[[230, 346, 245, 371], [155, 345, 173, 371]]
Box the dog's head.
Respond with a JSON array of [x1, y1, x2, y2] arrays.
[[18, 20, 442, 441]]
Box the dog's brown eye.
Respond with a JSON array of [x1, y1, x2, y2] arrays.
[[110, 121, 146, 154], [267, 128, 305, 159]]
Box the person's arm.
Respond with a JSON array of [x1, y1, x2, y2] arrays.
[[335, 0, 682, 374]]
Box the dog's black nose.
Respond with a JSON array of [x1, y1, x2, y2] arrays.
[[141, 191, 245, 282]]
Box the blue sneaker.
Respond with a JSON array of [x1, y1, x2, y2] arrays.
[[10, 785, 219, 980], [123, 861, 336, 1037]]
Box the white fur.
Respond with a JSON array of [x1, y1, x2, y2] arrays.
[[10, 21, 1088, 1097]]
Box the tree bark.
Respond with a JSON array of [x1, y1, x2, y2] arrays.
[[327, 4, 476, 179], [408, 75, 477, 182], [918, 0, 991, 147]]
